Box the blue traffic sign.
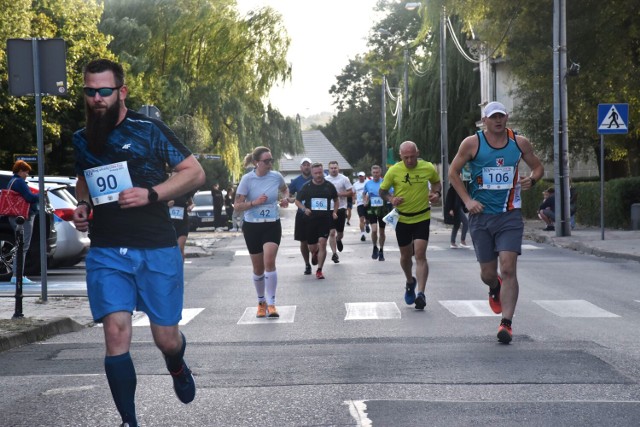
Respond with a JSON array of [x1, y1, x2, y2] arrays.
[[597, 103, 628, 134]]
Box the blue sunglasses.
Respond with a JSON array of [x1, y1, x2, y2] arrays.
[[83, 86, 121, 97]]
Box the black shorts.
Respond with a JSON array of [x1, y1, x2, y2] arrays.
[[307, 215, 333, 245], [242, 220, 282, 254], [332, 208, 347, 232], [294, 211, 309, 242], [357, 205, 367, 217], [395, 219, 430, 247], [366, 214, 386, 229]]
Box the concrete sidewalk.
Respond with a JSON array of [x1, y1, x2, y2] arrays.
[[2, 211, 639, 353]]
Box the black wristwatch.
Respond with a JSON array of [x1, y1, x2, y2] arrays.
[[147, 187, 159, 203], [530, 177, 537, 187]]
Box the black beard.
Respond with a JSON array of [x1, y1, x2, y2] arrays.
[[84, 99, 121, 155]]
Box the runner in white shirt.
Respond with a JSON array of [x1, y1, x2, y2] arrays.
[[324, 161, 353, 263], [352, 171, 370, 242]]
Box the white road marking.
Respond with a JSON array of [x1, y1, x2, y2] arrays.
[[439, 300, 501, 317], [345, 400, 372, 427], [344, 302, 401, 320], [237, 305, 296, 324], [534, 300, 620, 317], [95, 308, 205, 327], [522, 244, 543, 250]]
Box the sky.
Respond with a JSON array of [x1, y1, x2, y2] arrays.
[[235, 0, 382, 118]]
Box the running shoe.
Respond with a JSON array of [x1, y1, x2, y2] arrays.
[[316, 269, 325, 279], [311, 251, 318, 265], [371, 246, 379, 259], [497, 322, 512, 344], [450, 243, 459, 249], [267, 305, 279, 318], [488, 276, 502, 314], [414, 292, 426, 310], [360, 234, 366, 242], [337, 239, 344, 252], [404, 277, 417, 305], [378, 251, 385, 261], [304, 264, 312, 275], [459, 242, 471, 249], [169, 360, 196, 404], [256, 301, 267, 318], [10, 276, 35, 284], [332, 253, 340, 263], [365, 224, 370, 233]]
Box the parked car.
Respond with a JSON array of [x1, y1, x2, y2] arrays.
[[188, 190, 226, 231], [28, 176, 77, 198], [0, 171, 57, 281], [43, 183, 90, 268]]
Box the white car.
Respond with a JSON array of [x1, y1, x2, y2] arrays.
[[43, 183, 90, 267], [28, 176, 77, 198]]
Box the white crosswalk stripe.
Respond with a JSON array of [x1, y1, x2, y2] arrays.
[[344, 302, 401, 320], [533, 300, 620, 317], [237, 305, 296, 324], [439, 300, 501, 317]]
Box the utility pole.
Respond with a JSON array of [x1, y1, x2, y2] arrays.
[[381, 76, 388, 173], [440, 7, 449, 200]]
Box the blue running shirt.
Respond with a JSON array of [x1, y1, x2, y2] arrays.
[[73, 109, 192, 247], [468, 129, 523, 214]]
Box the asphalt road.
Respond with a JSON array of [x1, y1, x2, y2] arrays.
[[1, 206, 640, 426]]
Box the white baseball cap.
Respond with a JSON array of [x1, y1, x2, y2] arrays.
[[300, 157, 312, 165], [483, 101, 507, 118], [357, 171, 366, 177]]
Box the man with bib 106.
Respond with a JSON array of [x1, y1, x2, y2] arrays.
[[72, 59, 205, 427], [449, 101, 544, 344]]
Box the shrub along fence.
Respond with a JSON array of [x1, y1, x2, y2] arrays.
[[520, 177, 640, 229]]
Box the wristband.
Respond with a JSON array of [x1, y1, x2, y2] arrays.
[[435, 190, 442, 198]]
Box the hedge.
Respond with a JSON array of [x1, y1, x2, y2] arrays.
[[520, 177, 640, 229]]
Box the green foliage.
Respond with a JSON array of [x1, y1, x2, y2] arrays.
[[521, 178, 640, 229], [0, 0, 113, 174]]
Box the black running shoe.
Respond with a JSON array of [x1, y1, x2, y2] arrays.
[[304, 264, 312, 275], [332, 253, 340, 263], [169, 361, 196, 404], [372, 246, 379, 259], [365, 224, 371, 233], [414, 292, 426, 310], [337, 239, 343, 252], [378, 251, 385, 261]]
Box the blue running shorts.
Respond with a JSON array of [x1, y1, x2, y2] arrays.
[[86, 246, 184, 326]]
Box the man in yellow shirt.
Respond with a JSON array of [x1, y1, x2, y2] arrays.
[[379, 141, 442, 310]]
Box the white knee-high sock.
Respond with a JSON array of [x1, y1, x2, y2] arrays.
[[264, 270, 278, 305], [253, 273, 265, 302]]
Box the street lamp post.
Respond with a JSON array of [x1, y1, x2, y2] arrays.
[[381, 75, 388, 173], [440, 7, 449, 200]]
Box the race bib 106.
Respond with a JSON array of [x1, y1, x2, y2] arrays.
[[84, 161, 133, 205], [481, 166, 514, 190]]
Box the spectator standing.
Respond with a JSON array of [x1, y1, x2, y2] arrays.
[[6, 160, 39, 284]]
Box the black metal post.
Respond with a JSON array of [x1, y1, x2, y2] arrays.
[[13, 216, 25, 319]]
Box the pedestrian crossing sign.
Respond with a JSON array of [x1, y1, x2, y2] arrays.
[[597, 103, 628, 134]]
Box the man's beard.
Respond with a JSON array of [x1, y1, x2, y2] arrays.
[[84, 99, 121, 155]]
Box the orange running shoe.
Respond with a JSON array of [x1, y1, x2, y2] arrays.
[[488, 276, 502, 314], [256, 301, 267, 318], [497, 322, 512, 344], [267, 304, 279, 318], [316, 269, 325, 279]]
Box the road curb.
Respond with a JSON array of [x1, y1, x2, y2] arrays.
[[0, 317, 85, 353]]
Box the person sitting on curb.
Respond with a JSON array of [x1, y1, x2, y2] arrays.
[[538, 187, 555, 231]]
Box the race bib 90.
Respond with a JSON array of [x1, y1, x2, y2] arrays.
[[84, 161, 133, 205], [481, 166, 514, 190]]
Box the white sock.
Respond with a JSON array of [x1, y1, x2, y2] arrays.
[[264, 270, 278, 305], [253, 273, 265, 302]]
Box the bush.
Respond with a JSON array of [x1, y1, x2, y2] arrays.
[[521, 177, 640, 229]]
